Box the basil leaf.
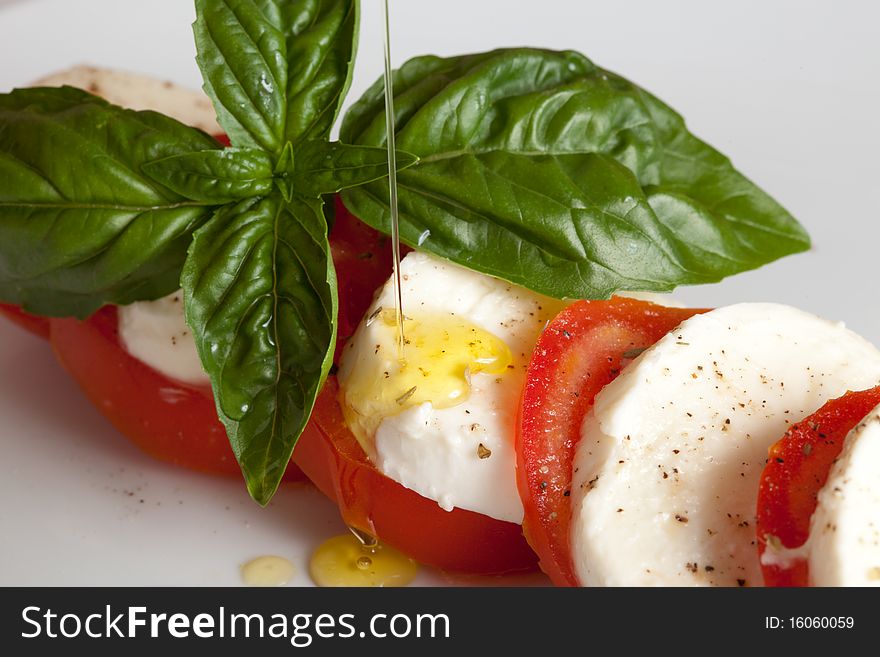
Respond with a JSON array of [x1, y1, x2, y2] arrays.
[[143, 148, 274, 203], [289, 140, 418, 197], [350, 150, 700, 294], [194, 0, 359, 154], [182, 195, 336, 505], [341, 49, 809, 298], [0, 86, 220, 317], [629, 83, 810, 271]]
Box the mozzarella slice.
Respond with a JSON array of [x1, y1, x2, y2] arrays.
[[807, 405, 880, 586], [338, 251, 565, 523], [570, 303, 880, 586], [118, 291, 209, 386], [35, 66, 220, 133]]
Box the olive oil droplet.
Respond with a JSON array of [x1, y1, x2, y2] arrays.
[[240, 555, 295, 587], [310, 534, 418, 587]]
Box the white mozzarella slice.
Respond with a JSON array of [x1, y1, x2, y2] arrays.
[[807, 405, 880, 586], [338, 251, 564, 523], [118, 290, 209, 386], [35, 66, 220, 133], [570, 303, 880, 586]]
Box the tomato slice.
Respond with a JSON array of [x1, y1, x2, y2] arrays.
[[294, 377, 539, 574], [517, 297, 706, 586], [756, 386, 880, 586], [49, 305, 305, 480], [0, 302, 51, 339]]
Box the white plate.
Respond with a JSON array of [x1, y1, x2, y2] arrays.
[[1, 0, 878, 586]]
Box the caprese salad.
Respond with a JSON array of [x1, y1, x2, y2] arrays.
[[2, 0, 876, 587]]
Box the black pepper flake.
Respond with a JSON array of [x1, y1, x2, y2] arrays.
[[477, 443, 492, 459], [675, 514, 689, 523], [685, 562, 698, 573], [563, 490, 570, 497], [737, 579, 746, 587], [540, 481, 548, 491], [775, 457, 785, 464], [705, 565, 715, 572]]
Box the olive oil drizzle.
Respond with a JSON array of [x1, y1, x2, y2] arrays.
[[309, 531, 418, 587], [383, 0, 406, 357]]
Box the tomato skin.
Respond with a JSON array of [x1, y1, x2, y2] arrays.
[[756, 386, 880, 587], [49, 305, 305, 480], [0, 303, 51, 339], [517, 298, 706, 586], [294, 377, 539, 574]]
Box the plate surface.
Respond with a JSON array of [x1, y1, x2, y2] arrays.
[[1, 0, 878, 586]]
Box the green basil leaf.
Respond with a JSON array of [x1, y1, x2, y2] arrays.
[[289, 140, 418, 197], [628, 83, 810, 270], [0, 86, 220, 317], [182, 195, 336, 505], [347, 150, 701, 295], [194, 0, 359, 154], [143, 148, 274, 203], [341, 49, 809, 298]]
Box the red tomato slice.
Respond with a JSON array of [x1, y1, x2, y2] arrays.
[[294, 377, 539, 574], [0, 302, 51, 339], [517, 297, 707, 586], [756, 386, 880, 586], [49, 305, 305, 480]]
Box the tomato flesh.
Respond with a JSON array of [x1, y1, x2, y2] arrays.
[[517, 297, 706, 586], [756, 386, 880, 586], [0, 303, 51, 339], [294, 377, 539, 574], [50, 305, 305, 480]]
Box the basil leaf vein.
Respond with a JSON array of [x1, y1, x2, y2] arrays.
[[143, 148, 274, 203]]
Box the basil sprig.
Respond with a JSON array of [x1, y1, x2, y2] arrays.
[[0, 0, 415, 505], [341, 49, 810, 298], [0, 5, 811, 505]]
